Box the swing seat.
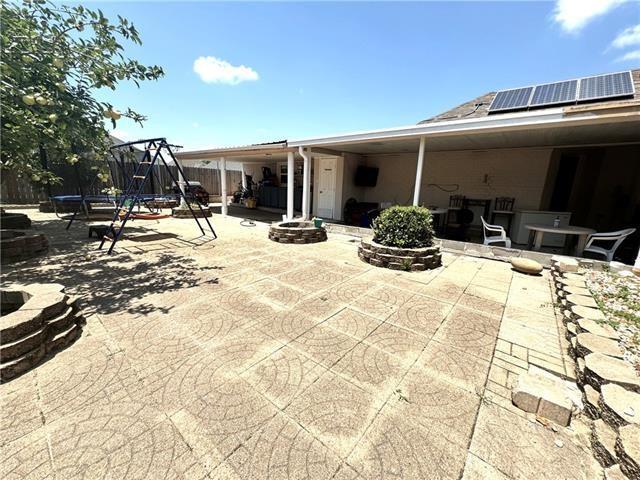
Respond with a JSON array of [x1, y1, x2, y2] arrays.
[[119, 212, 171, 220]]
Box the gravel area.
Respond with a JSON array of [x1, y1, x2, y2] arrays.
[[584, 269, 640, 370]]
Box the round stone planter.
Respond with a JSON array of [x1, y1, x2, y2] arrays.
[[1, 229, 48, 263], [268, 221, 327, 244], [358, 238, 442, 271], [1, 283, 84, 382]]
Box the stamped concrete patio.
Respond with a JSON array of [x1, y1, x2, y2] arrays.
[[1, 209, 602, 479]]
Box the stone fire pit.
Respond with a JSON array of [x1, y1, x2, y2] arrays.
[[1, 229, 48, 263], [269, 221, 327, 244], [1, 283, 84, 382], [358, 238, 442, 271]]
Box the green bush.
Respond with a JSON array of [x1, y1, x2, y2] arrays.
[[372, 206, 434, 248]]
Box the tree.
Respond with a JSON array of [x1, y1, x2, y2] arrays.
[[1, 0, 164, 186]]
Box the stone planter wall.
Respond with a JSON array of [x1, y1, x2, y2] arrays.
[[358, 238, 441, 271], [1, 283, 84, 382], [1, 230, 48, 263], [1, 212, 31, 229], [269, 221, 327, 244], [551, 257, 639, 479]]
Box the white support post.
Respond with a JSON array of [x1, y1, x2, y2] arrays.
[[413, 136, 426, 206], [634, 245, 640, 276], [300, 147, 311, 220], [241, 163, 247, 190], [220, 157, 228, 216], [287, 151, 294, 220], [177, 159, 187, 209]]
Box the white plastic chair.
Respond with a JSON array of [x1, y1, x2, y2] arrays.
[[481, 216, 511, 248], [583, 228, 636, 262]]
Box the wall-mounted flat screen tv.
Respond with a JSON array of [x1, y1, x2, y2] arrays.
[[354, 166, 379, 187]]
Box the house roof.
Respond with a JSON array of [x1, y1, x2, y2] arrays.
[[417, 69, 640, 125]]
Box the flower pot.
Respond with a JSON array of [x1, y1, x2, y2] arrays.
[[313, 218, 323, 228], [245, 197, 257, 209]]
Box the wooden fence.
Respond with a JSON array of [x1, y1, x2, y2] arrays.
[[1, 161, 241, 204]]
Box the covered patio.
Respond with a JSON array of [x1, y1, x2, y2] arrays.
[[179, 99, 640, 265]]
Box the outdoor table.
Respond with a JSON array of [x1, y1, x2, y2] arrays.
[[428, 207, 448, 234], [491, 210, 515, 235], [525, 224, 596, 256]]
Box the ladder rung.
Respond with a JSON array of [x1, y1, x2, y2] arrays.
[[139, 162, 152, 165], [133, 175, 145, 179], [103, 236, 114, 242]]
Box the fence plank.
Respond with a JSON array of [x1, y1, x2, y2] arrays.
[[1, 162, 241, 204]]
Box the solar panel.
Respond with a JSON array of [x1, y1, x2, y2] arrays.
[[489, 87, 534, 112], [578, 71, 634, 101], [530, 80, 578, 107]]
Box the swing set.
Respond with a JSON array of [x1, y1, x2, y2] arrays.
[[58, 137, 217, 254]]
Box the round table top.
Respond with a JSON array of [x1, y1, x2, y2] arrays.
[[428, 208, 448, 215], [524, 224, 596, 235]]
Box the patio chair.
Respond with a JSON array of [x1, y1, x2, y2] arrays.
[[481, 216, 512, 248], [583, 228, 636, 262]]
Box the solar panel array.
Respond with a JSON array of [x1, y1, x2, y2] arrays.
[[488, 71, 634, 113]]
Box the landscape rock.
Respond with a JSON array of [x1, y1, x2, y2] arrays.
[[600, 384, 640, 428], [583, 384, 601, 419], [510, 258, 543, 275], [566, 294, 599, 309], [591, 419, 618, 467], [576, 318, 619, 340], [584, 353, 640, 393], [575, 333, 624, 359], [603, 465, 626, 480], [616, 424, 640, 479], [557, 257, 579, 273]]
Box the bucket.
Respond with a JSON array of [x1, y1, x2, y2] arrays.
[[313, 218, 323, 228]]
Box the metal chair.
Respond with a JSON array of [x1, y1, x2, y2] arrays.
[[583, 228, 636, 262], [481, 216, 512, 248], [491, 197, 515, 235]]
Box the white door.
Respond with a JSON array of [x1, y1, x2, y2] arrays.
[[317, 157, 337, 219]]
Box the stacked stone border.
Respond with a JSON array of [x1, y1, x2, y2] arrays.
[[268, 221, 327, 244], [1, 211, 32, 229], [358, 238, 442, 272], [1, 229, 48, 263], [1, 283, 84, 382], [551, 257, 640, 479]]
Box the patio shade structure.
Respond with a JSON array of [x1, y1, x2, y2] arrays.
[[177, 141, 313, 220]]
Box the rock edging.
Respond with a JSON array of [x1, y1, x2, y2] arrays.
[[1, 283, 84, 382], [550, 256, 640, 478], [268, 221, 327, 244], [358, 238, 441, 272]]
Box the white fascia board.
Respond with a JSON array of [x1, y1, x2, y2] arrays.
[[287, 108, 591, 147]]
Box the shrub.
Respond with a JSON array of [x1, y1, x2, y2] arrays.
[[372, 206, 434, 248]]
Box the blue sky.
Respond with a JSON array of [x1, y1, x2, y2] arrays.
[[91, 1, 640, 149]]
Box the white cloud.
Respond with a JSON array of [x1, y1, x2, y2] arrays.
[[617, 49, 640, 61], [193, 56, 259, 85], [611, 24, 640, 49], [553, 0, 627, 33]]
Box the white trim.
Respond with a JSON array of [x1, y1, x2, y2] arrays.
[[288, 107, 639, 148]]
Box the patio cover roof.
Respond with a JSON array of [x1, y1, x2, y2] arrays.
[[177, 100, 640, 163]]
